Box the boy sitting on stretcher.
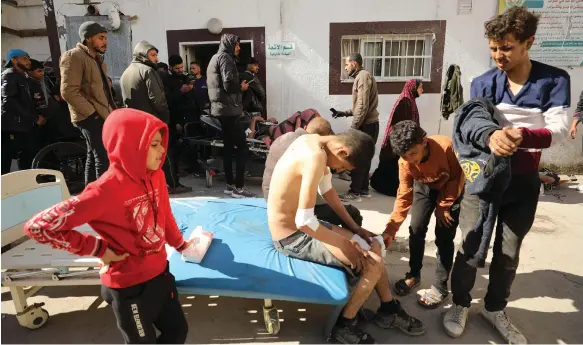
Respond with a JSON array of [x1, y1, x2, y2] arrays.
[[267, 130, 425, 344]]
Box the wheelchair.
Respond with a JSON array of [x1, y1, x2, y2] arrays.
[[31, 127, 87, 195]]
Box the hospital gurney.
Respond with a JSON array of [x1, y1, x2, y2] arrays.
[[1, 169, 101, 330], [1, 171, 351, 338], [167, 198, 351, 337]]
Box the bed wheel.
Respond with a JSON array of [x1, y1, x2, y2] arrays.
[[263, 305, 280, 335], [17, 303, 49, 330], [205, 170, 212, 188]]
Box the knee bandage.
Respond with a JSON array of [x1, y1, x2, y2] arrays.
[[295, 208, 320, 231], [351, 234, 387, 257], [318, 170, 333, 195]]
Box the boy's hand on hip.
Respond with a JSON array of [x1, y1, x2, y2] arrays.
[[100, 248, 129, 265]]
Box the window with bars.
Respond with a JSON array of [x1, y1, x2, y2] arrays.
[[341, 34, 434, 82]]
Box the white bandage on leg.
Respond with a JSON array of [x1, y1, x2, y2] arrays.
[[295, 208, 320, 231], [318, 169, 333, 195], [351, 234, 387, 257], [351, 234, 371, 251]]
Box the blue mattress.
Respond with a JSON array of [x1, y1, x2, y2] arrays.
[[168, 198, 350, 305]]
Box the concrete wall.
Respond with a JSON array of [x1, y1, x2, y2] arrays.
[[51, 0, 583, 168], [1, 1, 50, 62]]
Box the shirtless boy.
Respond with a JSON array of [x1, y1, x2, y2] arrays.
[[268, 130, 425, 344]]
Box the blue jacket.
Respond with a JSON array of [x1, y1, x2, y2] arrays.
[[453, 98, 511, 267]]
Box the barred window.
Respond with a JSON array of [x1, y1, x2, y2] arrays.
[[341, 33, 434, 82]]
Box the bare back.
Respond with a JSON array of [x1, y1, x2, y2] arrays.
[[267, 134, 326, 241]]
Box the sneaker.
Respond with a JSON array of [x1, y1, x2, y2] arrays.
[[338, 171, 351, 181], [330, 317, 375, 344], [373, 299, 426, 336], [224, 184, 236, 195], [481, 307, 527, 344], [443, 303, 469, 338], [231, 187, 256, 198], [359, 190, 372, 199], [339, 191, 362, 203], [168, 184, 193, 195]]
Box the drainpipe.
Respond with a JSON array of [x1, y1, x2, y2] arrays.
[[42, 0, 61, 79]]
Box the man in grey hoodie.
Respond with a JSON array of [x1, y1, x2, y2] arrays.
[[120, 40, 169, 123], [207, 33, 254, 198], [120, 41, 191, 194]]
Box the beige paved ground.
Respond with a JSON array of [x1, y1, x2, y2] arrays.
[[2, 175, 582, 344]]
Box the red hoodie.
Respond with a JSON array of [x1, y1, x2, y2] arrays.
[[24, 108, 188, 288]]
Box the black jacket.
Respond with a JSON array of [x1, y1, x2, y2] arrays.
[[453, 98, 511, 268], [1, 68, 38, 133], [27, 76, 61, 121], [163, 71, 197, 127], [240, 70, 265, 114], [207, 34, 243, 118], [120, 41, 170, 123]]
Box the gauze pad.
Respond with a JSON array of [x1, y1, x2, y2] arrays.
[[295, 208, 319, 231], [182, 226, 214, 264], [351, 234, 386, 257], [318, 169, 333, 195]]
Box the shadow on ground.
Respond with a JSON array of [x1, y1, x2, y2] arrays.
[[2, 250, 581, 344]]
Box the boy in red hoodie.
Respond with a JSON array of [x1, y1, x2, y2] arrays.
[[24, 108, 192, 344]]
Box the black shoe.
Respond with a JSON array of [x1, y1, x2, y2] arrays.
[[168, 184, 193, 195], [373, 299, 426, 336], [330, 317, 375, 344]]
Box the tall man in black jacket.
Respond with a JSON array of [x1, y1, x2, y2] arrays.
[[207, 33, 255, 198], [1, 49, 44, 174]]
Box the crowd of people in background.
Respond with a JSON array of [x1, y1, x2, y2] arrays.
[[2, 4, 583, 344]]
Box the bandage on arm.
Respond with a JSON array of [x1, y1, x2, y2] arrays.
[[296, 153, 344, 247], [318, 168, 333, 195], [318, 168, 360, 231]]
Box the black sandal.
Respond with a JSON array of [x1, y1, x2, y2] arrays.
[[394, 273, 420, 296]]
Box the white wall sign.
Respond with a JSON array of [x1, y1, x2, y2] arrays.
[[267, 42, 295, 59], [499, 0, 583, 67]]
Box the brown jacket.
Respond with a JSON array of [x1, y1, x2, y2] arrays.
[[348, 68, 379, 129], [60, 43, 115, 123], [385, 135, 465, 237]]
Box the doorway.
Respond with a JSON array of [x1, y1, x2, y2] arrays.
[[181, 41, 253, 76]]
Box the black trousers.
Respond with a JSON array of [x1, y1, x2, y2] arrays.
[[350, 121, 379, 193], [314, 203, 363, 228], [162, 127, 180, 188], [75, 115, 109, 185], [1, 131, 37, 175], [451, 172, 540, 311], [408, 182, 460, 294], [219, 117, 248, 188], [101, 264, 188, 344]]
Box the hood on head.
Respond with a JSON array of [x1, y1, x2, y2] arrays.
[[219, 34, 240, 56], [402, 79, 420, 98], [132, 40, 158, 67], [102, 108, 168, 183]]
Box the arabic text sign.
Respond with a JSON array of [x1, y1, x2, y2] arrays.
[[267, 42, 296, 59], [498, 0, 583, 66]]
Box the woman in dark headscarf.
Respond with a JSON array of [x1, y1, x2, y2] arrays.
[[370, 79, 423, 196]]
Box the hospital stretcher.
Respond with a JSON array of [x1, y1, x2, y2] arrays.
[[1, 170, 350, 339]]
